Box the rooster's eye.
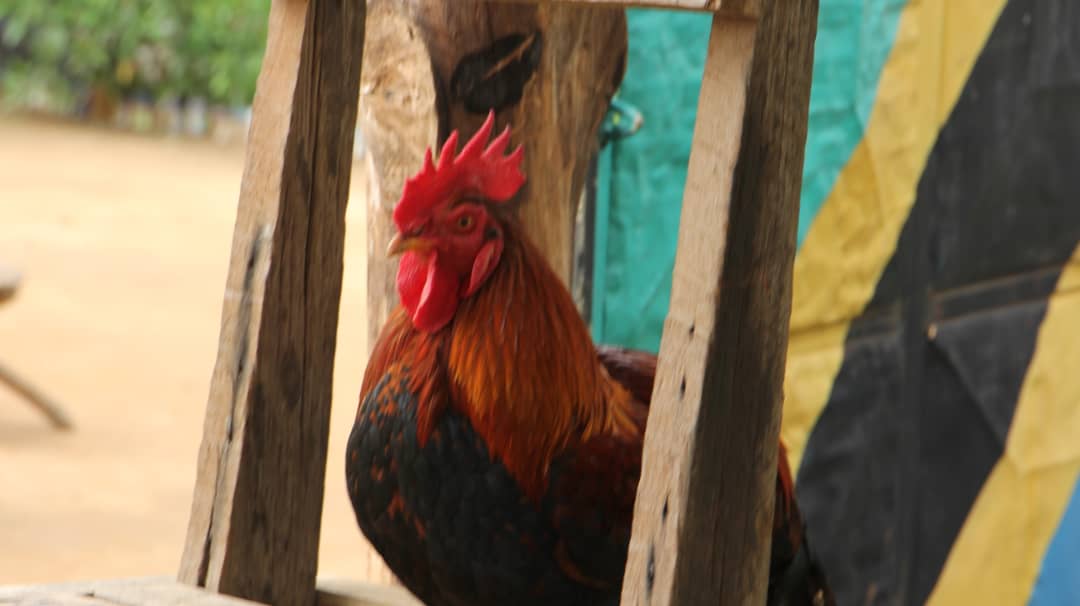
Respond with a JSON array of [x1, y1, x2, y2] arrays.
[[457, 215, 474, 231]]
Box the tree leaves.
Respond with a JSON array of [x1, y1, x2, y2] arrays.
[[0, 0, 270, 110]]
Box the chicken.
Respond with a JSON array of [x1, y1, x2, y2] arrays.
[[346, 111, 833, 606]]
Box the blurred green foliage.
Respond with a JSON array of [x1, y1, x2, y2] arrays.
[[0, 0, 269, 112]]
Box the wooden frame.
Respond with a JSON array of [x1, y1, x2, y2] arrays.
[[489, 0, 760, 15], [174, 1, 365, 605], [0, 0, 816, 604], [622, 3, 817, 603]]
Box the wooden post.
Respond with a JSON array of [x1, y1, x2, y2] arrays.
[[358, 0, 627, 345], [489, 0, 757, 11], [621, 0, 817, 605], [177, 1, 366, 605]]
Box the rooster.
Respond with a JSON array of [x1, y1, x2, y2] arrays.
[[346, 112, 833, 606]]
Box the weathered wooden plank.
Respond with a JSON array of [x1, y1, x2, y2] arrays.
[[0, 578, 429, 606], [0, 591, 104, 606], [359, 0, 627, 345], [487, 0, 759, 16], [316, 579, 421, 606], [176, 1, 366, 605], [621, 0, 818, 604], [0, 578, 261, 606]]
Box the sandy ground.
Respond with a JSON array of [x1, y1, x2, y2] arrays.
[[0, 115, 390, 585]]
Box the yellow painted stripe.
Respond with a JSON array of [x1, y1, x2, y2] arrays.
[[781, 0, 1008, 471], [927, 246, 1080, 605]]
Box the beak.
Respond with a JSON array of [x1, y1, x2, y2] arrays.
[[386, 233, 434, 257]]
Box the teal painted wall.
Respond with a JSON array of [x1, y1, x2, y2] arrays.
[[594, 10, 711, 352], [593, 1, 906, 351]]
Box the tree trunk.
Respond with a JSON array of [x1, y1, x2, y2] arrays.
[[359, 0, 628, 347]]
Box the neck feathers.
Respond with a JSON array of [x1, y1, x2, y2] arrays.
[[370, 219, 639, 501], [449, 221, 638, 499]]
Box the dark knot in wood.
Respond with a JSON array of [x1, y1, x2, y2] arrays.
[[450, 32, 543, 114]]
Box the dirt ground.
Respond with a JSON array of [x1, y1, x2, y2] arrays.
[[0, 115, 391, 585]]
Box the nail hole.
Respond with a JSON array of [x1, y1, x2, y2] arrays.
[[679, 377, 686, 398]]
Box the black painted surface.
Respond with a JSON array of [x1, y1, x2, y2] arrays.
[[796, 1, 1080, 604]]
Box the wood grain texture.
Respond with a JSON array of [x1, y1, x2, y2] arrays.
[[621, 1, 818, 604], [177, 1, 365, 605], [0, 578, 261, 606], [359, 0, 627, 344], [315, 579, 422, 606], [487, 0, 759, 16], [0, 578, 429, 606]]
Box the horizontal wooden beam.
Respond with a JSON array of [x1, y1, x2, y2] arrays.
[[485, 0, 759, 16], [0, 578, 420, 606], [621, 0, 818, 603], [0, 578, 261, 606]]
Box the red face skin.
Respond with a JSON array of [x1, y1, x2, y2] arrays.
[[392, 200, 505, 333]]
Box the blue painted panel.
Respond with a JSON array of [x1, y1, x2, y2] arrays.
[[1029, 477, 1080, 605]]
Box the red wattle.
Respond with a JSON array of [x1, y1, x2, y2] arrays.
[[397, 251, 460, 333]]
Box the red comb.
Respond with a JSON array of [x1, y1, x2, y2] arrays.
[[393, 110, 525, 230]]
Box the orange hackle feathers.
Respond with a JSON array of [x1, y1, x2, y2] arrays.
[[393, 110, 526, 231], [445, 221, 642, 501], [363, 220, 642, 502], [368, 112, 636, 500]]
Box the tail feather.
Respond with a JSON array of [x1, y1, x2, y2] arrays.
[[596, 345, 835, 604], [767, 532, 835, 606], [769, 445, 835, 606]]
